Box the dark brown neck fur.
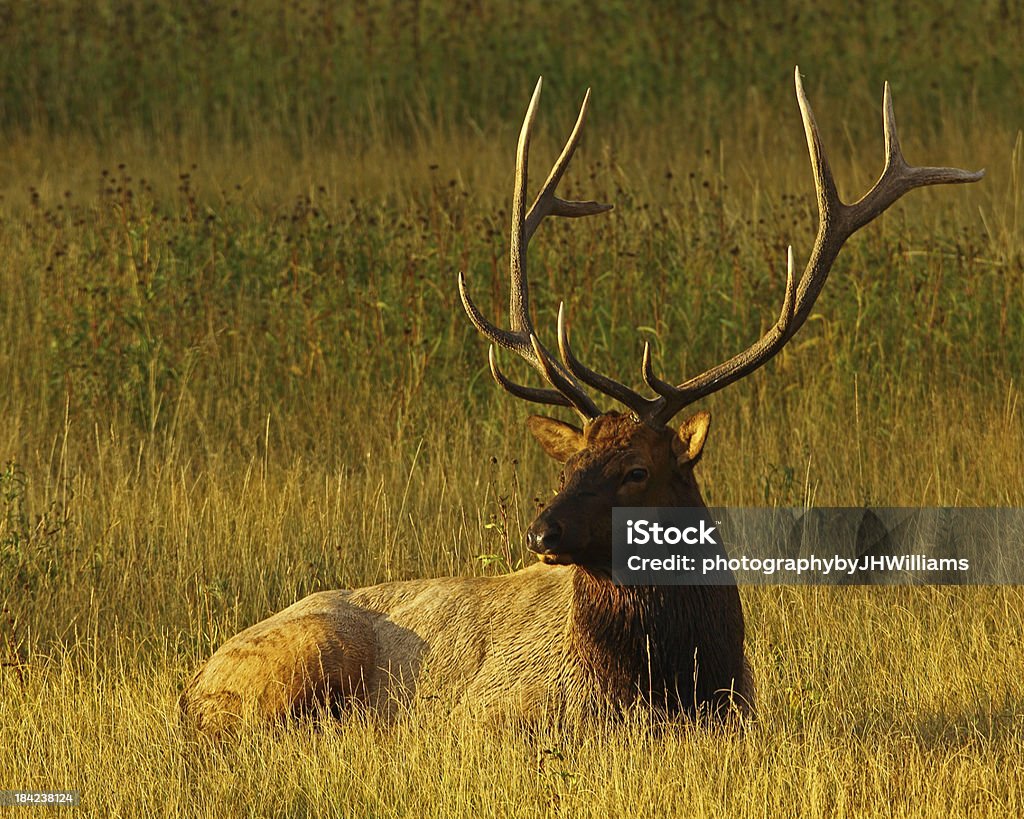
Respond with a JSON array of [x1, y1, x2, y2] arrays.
[[569, 470, 746, 717], [569, 569, 745, 717]]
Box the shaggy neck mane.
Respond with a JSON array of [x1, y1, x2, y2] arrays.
[[569, 570, 745, 717], [569, 473, 745, 717]]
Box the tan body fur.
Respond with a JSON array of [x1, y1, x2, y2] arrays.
[[183, 561, 753, 734]]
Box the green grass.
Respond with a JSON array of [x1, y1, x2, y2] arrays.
[[1, 1, 1021, 143], [1, 1, 1023, 816]]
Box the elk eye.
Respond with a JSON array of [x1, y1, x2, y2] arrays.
[[623, 467, 649, 484]]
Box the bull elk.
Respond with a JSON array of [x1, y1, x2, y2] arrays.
[[180, 69, 982, 733]]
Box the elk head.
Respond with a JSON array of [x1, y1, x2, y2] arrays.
[[459, 70, 982, 573]]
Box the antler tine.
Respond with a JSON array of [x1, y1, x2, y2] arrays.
[[523, 89, 614, 243], [507, 77, 544, 335], [487, 346, 573, 409], [556, 303, 651, 413], [642, 67, 983, 429], [459, 78, 613, 421], [458, 272, 524, 354]]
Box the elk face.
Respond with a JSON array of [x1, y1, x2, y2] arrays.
[[525, 411, 710, 569]]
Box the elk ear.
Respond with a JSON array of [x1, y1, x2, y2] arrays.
[[672, 410, 711, 467], [527, 415, 585, 463]]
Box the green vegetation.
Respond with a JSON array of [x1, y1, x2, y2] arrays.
[[1, 1, 1022, 816]]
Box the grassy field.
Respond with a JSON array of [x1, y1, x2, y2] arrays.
[[2, 1, 1023, 816]]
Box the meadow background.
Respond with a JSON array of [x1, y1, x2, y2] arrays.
[[1, 1, 1023, 815]]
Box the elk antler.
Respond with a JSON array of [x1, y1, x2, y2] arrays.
[[461, 69, 984, 427], [458, 78, 613, 420]]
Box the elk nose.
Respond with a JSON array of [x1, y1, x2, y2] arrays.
[[527, 519, 563, 554]]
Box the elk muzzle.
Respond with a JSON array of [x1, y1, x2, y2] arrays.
[[526, 513, 573, 564]]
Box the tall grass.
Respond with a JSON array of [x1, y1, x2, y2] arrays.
[[1, 1, 1021, 143], [1, 1, 1023, 816]]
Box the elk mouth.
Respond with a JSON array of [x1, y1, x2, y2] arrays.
[[536, 552, 575, 566]]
